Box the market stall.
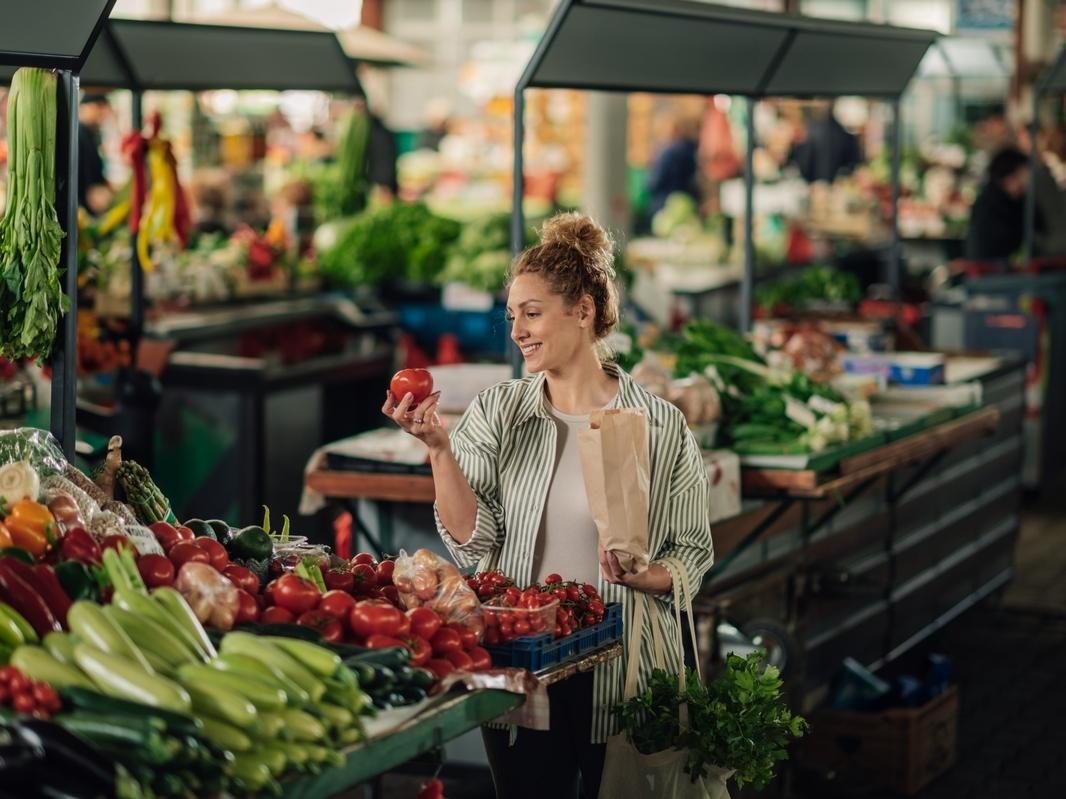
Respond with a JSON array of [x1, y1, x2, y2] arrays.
[[511, 0, 937, 357]]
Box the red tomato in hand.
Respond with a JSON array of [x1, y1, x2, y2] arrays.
[[430, 627, 462, 656], [136, 554, 175, 588], [318, 590, 356, 623], [260, 606, 295, 624], [297, 610, 344, 644], [168, 541, 209, 568], [390, 368, 434, 405], [222, 564, 259, 595], [273, 573, 321, 615], [405, 636, 432, 667], [235, 590, 259, 624], [407, 607, 442, 641], [324, 568, 355, 593], [193, 537, 229, 570], [468, 646, 492, 671], [349, 600, 408, 639], [100, 535, 134, 555]]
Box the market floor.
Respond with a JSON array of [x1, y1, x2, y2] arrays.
[[792, 478, 1066, 799], [362, 483, 1066, 799]]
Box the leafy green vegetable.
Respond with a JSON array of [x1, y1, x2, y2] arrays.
[[319, 202, 461, 287], [755, 265, 861, 312], [436, 214, 535, 293], [0, 68, 68, 361], [615, 652, 808, 790]]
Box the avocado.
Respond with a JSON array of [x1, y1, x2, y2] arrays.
[[205, 519, 233, 544], [183, 519, 216, 540], [227, 525, 272, 562]]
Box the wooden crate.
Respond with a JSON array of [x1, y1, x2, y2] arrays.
[[798, 686, 958, 795]]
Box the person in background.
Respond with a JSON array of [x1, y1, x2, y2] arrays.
[[78, 93, 113, 214], [965, 147, 1031, 262], [416, 97, 452, 152], [1018, 125, 1066, 257], [789, 100, 862, 183], [646, 111, 701, 216]]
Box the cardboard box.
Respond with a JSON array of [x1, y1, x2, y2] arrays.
[[798, 686, 958, 796], [704, 449, 741, 523]]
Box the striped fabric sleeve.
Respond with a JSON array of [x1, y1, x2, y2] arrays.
[[652, 424, 715, 603], [434, 393, 505, 567]]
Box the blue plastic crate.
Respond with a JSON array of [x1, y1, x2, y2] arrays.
[[485, 603, 623, 672]]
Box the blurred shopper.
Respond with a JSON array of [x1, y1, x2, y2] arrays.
[[646, 111, 701, 215], [190, 176, 231, 237], [1025, 127, 1066, 257], [789, 100, 862, 183], [965, 147, 1031, 262], [416, 97, 452, 152], [78, 93, 113, 214]]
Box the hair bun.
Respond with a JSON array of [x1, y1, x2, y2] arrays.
[[539, 212, 613, 269]]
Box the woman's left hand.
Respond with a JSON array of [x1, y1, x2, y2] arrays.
[[599, 546, 673, 594]]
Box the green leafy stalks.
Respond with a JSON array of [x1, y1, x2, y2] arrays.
[[615, 652, 808, 790], [0, 68, 68, 361], [755, 264, 861, 312]]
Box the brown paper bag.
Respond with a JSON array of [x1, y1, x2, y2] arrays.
[[578, 408, 651, 575]]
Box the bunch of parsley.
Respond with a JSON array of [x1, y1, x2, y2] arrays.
[[615, 652, 808, 790]]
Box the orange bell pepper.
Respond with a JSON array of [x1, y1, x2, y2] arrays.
[[0, 521, 12, 549], [2, 499, 56, 558]]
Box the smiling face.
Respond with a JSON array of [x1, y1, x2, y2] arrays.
[[507, 273, 595, 373]]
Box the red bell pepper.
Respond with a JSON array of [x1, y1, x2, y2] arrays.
[[0, 557, 71, 630], [0, 559, 62, 637], [121, 132, 148, 233], [59, 527, 102, 566]]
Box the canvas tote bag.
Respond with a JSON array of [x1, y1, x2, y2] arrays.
[[598, 560, 733, 799]]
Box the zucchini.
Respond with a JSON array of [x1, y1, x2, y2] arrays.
[[277, 708, 326, 743], [313, 701, 353, 731], [266, 637, 341, 678], [212, 652, 309, 707], [68, 601, 155, 674], [184, 680, 258, 730], [111, 587, 204, 662], [42, 631, 77, 666], [151, 587, 217, 660], [61, 686, 203, 736], [73, 643, 192, 714], [230, 753, 272, 791], [198, 716, 252, 753], [219, 632, 325, 703], [105, 606, 197, 669], [258, 745, 288, 776], [9, 645, 93, 689], [175, 663, 286, 712]]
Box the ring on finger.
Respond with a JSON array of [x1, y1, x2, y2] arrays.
[[414, 417, 425, 424]]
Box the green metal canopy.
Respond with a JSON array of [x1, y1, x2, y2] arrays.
[[522, 0, 937, 98]]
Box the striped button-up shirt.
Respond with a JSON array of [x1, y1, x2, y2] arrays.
[[434, 362, 715, 741]]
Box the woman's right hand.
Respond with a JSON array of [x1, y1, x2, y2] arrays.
[[383, 390, 448, 452]]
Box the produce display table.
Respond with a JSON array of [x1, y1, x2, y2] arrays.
[[282, 689, 521, 799], [281, 642, 622, 798]]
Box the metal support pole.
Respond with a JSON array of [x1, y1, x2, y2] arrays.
[[50, 70, 81, 461], [740, 97, 756, 333], [130, 91, 145, 338], [889, 99, 902, 302], [509, 88, 526, 377], [1023, 91, 1040, 264]]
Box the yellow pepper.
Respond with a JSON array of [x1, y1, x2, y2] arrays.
[[2, 499, 56, 557], [0, 521, 13, 549]]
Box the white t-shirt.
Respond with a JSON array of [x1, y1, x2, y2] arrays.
[[531, 395, 618, 586]]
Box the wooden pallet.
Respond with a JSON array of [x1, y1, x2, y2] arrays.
[[742, 406, 1000, 498]]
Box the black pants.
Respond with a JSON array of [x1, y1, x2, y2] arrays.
[[481, 671, 606, 799]]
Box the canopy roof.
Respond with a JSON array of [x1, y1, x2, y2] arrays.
[[0, 0, 115, 70], [918, 37, 1011, 79], [521, 0, 937, 98]]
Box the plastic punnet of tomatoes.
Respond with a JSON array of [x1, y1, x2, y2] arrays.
[[482, 596, 558, 644]]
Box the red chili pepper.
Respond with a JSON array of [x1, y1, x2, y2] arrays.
[[0, 560, 61, 637], [163, 141, 191, 247], [0, 558, 71, 630], [121, 132, 148, 233], [31, 565, 72, 629]]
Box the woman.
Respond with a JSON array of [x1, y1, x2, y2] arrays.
[[384, 213, 714, 799]]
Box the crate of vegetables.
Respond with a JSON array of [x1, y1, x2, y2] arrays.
[[484, 602, 623, 672]]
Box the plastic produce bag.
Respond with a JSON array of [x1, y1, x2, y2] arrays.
[[393, 548, 484, 638], [0, 428, 67, 476], [174, 562, 239, 630]]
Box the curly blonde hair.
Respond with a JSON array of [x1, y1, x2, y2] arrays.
[[510, 212, 619, 340]]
